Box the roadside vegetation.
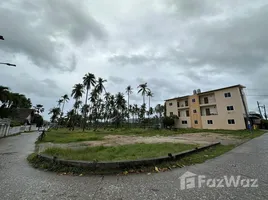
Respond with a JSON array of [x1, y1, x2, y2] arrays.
[[28, 144, 234, 175], [38, 128, 264, 144], [42, 143, 197, 161]]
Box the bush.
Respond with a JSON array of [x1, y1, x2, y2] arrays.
[[162, 116, 175, 128], [10, 120, 23, 127], [261, 120, 268, 129]]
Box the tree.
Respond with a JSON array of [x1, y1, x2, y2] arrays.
[[137, 83, 150, 105], [34, 104, 44, 114], [138, 83, 150, 119], [125, 85, 133, 124], [82, 73, 96, 131], [71, 83, 84, 130], [163, 116, 174, 129], [0, 86, 10, 106], [71, 83, 84, 101], [95, 77, 107, 95], [155, 104, 164, 118], [61, 94, 69, 115], [49, 107, 61, 123], [57, 99, 63, 108], [33, 114, 44, 128], [147, 91, 153, 118]]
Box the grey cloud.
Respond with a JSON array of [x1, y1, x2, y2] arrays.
[[0, 0, 106, 71], [1, 72, 64, 98], [168, 0, 220, 18], [109, 76, 125, 84], [179, 5, 268, 72]]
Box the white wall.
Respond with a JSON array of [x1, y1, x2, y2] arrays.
[[0, 124, 38, 138]]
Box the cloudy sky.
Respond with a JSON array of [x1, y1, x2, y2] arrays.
[[1, 0, 268, 120]]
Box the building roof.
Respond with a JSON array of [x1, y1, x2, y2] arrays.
[[165, 84, 245, 101]]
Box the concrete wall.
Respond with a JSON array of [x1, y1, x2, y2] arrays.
[[0, 123, 38, 138]]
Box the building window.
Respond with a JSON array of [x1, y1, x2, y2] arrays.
[[228, 119, 235, 124], [186, 110, 190, 117], [178, 111, 180, 117], [182, 120, 188, 124], [207, 120, 213, 124], [205, 108, 211, 116], [169, 102, 173, 106], [227, 106, 234, 111], [177, 102, 180, 107], [224, 92, 231, 98], [185, 100, 189, 106], [204, 97, 209, 104], [192, 98, 196, 103], [193, 109, 197, 113], [170, 112, 173, 116], [194, 120, 198, 124]]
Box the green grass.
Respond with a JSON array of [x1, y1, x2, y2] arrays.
[[175, 144, 235, 166], [38, 129, 104, 143], [40, 128, 265, 143], [28, 144, 235, 175], [43, 143, 197, 161]]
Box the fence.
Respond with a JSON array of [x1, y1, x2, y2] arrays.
[[0, 118, 38, 138]]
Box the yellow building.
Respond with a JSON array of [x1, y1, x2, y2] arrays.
[[165, 85, 248, 130]]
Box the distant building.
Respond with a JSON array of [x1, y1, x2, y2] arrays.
[[165, 85, 248, 130]]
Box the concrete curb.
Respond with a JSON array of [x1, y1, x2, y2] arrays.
[[37, 142, 220, 170]]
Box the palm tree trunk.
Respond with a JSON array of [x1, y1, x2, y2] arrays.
[[128, 93, 130, 126], [61, 101, 65, 115], [83, 88, 89, 131], [148, 96, 150, 119]]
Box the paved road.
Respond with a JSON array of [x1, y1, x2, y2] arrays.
[[0, 132, 268, 200]]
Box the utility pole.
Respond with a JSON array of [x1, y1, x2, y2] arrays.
[[257, 101, 263, 118], [240, 87, 251, 132]]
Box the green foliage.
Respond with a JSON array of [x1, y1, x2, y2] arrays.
[[175, 145, 235, 166], [261, 120, 268, 129], [10, 120, 23, 127], [43, 143, 197, 161], [33, 114, 44, 127], [163, 116, 175, 128], [0, 85, 32, 110], [37, 128, 104, 143]]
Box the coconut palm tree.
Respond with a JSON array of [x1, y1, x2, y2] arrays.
[[138, 83, 150, 119], [147, 91, 154, 118], [48, 107, 61, 123], [137, 83, 150, 105], [71, 83, 84, 101], [82, 73, 96, 131], [71, 83, 84, 130], [61, 94, 69, 116], [57, 99, 63, 108], [95, 77, 107, 95], [125, 85, 133, 124]]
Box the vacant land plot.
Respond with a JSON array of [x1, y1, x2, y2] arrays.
[[43, 143, 197, 161], [37, 128, 264, 153]]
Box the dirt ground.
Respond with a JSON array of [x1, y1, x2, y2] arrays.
[[37, 132, 245, 153]]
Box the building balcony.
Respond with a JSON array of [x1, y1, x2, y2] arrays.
[[200, 101, 216, 107], [178, 105, 189, 110]]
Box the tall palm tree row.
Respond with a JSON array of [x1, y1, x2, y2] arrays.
[[48, 74, 164, 129]]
